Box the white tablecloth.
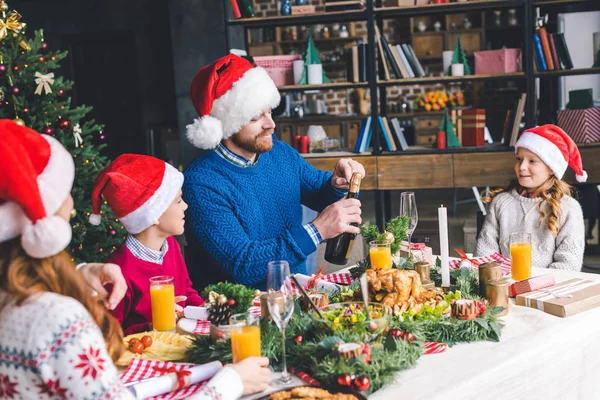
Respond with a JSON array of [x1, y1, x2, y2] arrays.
[[370, 267, 600, 400]]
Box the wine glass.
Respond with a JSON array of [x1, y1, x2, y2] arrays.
[[400, 192, 418, 246], [266, 260, 295, 386]]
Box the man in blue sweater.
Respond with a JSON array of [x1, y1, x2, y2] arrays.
[[182, 54, 365, 290]]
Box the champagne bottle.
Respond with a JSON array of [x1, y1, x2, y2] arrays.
[[324, 172, 362, 265]]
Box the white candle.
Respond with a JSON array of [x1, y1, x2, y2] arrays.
[[438, 205, 450, 287]]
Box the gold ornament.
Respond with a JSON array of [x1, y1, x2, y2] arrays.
[[0, 1, 8, 12], [13, 117, 25, 126], [0, 11, 25, 40], [70, 208, 77, 220], [383, 230, 395, 244], [18, 39, 30, 51]]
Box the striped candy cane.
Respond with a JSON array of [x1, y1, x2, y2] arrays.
[[424, 342, 448, 355]]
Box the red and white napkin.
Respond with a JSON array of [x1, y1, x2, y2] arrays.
[[121, 358, 222, 399], [449, 252, 511, 277]]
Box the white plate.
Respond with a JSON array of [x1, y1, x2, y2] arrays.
[[177, 318, 198, 335], [184, 305, 209, 320]]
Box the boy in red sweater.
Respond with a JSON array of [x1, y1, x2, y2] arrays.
[[89, 154, 203, 335]]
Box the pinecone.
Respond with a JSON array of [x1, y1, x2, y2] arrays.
[[207, 301, 232, 326]]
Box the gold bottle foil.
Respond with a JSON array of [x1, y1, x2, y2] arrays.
[[485, 279, 509, 316], [414, 261, 435, 290], [479, 262, 502, 297], [348, 172, 362, 193]]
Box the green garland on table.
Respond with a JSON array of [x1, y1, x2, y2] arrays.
[[430, 257, 480, 298], [201, 282, 257, 315]]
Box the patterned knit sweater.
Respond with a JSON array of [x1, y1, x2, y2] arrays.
[[0, 292, 134, 399], [183, 138, 344, 290], [475, 190, 585, 271]]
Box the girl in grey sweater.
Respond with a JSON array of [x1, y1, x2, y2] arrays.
[[476, 124, 586, 271]]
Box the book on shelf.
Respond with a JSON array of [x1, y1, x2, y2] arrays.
[[355, 117, 373, 153], [548, 33, 560, 71], [501, 109, 512, 145], [389, 118, 409, 151], [395, 44, 415, 78], [401, 43, 425, 77], [554, 33, 574, 69], [389, 44, 410, 79], [374, 26, 391, 80], [380, 36, 402, 80], [230, 0, 241, 19], [539, 26, 554, 71], [509, 93, 527, 147], [533, 33, 548, 71], [377, 116, 397, 151], [237, 0, 255, 18]]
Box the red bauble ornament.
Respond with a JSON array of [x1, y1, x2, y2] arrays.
[[353, 376, 370, 391], [13, 65, 18, 71], [11, 87, 19, 94], [405, 332, 414, 342], [227, 299, 236, 306], [110, 230, 116, 235], [0, 65, 6, 73], [43, 126, 54, 135], [57, 117, 71, 130], [293, 335, 303, 344], [337, 374, 352, 387], [363, 343, 371, 364], [42, 42, 48, 50], [368, 321, 378, 332], [58, 89, 65, 96]]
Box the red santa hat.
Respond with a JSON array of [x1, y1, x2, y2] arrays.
[[186, 53, 280, 149], [0, 120, 75, 258], [515, 124, 587, 182], [89, 154, 183, 234]]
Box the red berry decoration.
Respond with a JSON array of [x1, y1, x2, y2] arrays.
[[353, 376, 370, 391], [43, 126, 54, 135], [227, 299, 236, 306], [58, 89, 65, 96], [42, 42, 48, 50], [11, 87, 19, 94], [476, 300, 487, 317], [391, 329, 404, 339], [337, 374, 352, 387], [57, 117, 71, 130], [293, 335, 303, 344], [363, 343, 371, 364], [405, 332, 414, 342]]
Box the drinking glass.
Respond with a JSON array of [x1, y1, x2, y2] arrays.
[[230, 313, 261, 363], [149, 276, 176, 332], [510, 232, 532, 281], [266, 260, 295, 386], [400, 192, 418, 245], [369, 240, 392, 270]]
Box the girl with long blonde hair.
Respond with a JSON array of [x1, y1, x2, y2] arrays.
[[475, 125, 586, 271]]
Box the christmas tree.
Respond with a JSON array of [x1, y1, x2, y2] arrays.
[[449, 35, 471, 76], [299, 31, 330, 84], [440, 108, 461, 148], [0, 0, 126, 262]]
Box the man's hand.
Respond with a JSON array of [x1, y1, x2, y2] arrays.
[[175, 296, 187, 320], [79, 263, 126, 310], [331, 158, 366, 189], [312, 198, 362, 241]]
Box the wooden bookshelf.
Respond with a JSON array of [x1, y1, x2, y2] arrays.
[[227, 9, 366, 28], [249, 36, 365, 47], [378, 72, 526, 87], [277, 82, 369, 92], [375, 0, 523, 18], [535, 67, 600, 78]]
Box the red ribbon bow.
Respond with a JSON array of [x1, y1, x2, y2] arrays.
[[307, 266, 325, 290], [454, 249, 480, 266], [152, 365, 192, 391]]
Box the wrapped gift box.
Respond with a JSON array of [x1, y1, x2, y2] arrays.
[[451, 109, 486, 147], [399, 242, 433, 265], [474, 49, 522, 75], [556, 106, 600, 144], [509, 274, 555, 297], [515, 278, 600, 317]]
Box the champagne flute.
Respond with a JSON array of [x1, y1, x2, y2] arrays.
[[266, 260, 295, 386], [400, 192, 418, 246]]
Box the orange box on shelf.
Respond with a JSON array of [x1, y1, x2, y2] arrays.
[[460, 109, 486, 147], [291, 5, 316, 14]]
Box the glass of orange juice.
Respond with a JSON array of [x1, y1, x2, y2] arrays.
[[230, 313, 261, 363], [369, 240, 392, 270], [509, 232, 532, 281], [149, 275, 176, 332]]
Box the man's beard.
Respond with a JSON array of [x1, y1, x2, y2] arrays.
[[232, 129, 274, 155]]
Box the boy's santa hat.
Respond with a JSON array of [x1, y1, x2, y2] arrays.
[[0, 120, 75, 258], [515, 124, 587, 182], [186, 53, 280, 149], [89, 154, 183, 234]]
